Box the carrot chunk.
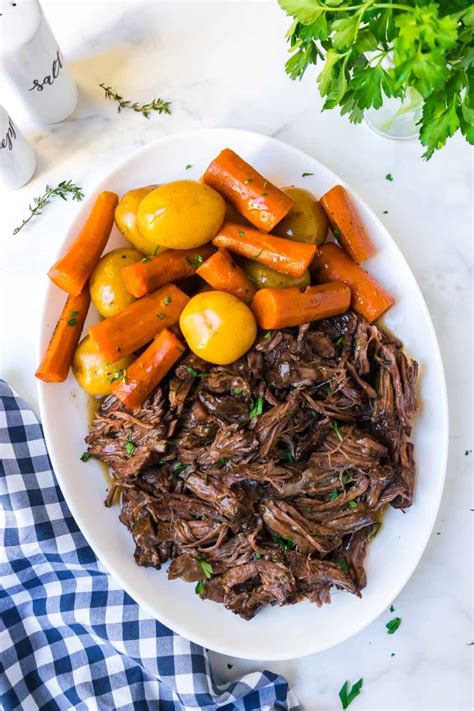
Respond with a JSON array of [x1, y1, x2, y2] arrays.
[[320, 185, 375, 263], [196, 249, 256, 303]]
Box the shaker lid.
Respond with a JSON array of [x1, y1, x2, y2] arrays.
[[0, 0, 42, 52]]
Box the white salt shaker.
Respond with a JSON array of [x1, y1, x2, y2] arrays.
[[0, 106, 36, 190], [0, 0, 78, 124]]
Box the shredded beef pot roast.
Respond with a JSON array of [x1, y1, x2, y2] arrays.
[[87, 310, 418, 620]]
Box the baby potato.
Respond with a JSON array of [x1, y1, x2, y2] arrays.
[[72, 336, 134, 396], [179, 291, 256, 365], [273, 187, 329, 246], [115, 186, 164, 255], [242, 259, 310, 290], [137, 180, 226, 249], [90, 248, 142, 318]]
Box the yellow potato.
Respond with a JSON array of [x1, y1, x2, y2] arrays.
[[90, 248, 142, 318], [242, 259, 311, 290], [137, 180, 226, 249], [179, 291, 256, 365], [273, 187, 328, 246], [115, 186, 165, 255], [72, 336, 134, 396]]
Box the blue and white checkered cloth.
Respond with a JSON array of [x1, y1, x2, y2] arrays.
[[0, 381, 301, 710]]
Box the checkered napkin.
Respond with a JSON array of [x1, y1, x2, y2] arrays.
[[0, 381, 301, 711]]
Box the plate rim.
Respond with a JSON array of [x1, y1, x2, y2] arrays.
[[37, 127, 449, 660]]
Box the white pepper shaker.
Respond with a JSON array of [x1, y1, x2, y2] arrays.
[[0, 106, 36, 190], [0, 0, 78, 124]]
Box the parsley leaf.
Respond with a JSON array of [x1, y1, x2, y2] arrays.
[[385, 173, 394, 182], [218, 457, 229, 466], [195, 580, 204, 595], [331, 420, 344, 443], [336, 558, 350, 574], [249, 395, 264, 418], [80, 452, 91, 462], [271, 534, 294, 553], [186, 366, 208, 380], [302, 171, 314, 177], [253, 552, 262, 560], [386, 617, 402, 634], [232, 387, 244, 396], [328, 490, 339, 501], [339, 678, 363, 709], [185, 254, 204, 268], [199, 559, 213, 579], [124, 438, 136, 457]]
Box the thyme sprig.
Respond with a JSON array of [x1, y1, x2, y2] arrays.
[[13, 180, 84, 235], [100, 83, 172, 118]]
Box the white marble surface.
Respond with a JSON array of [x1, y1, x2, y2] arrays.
[[0, 1, 472, 709]]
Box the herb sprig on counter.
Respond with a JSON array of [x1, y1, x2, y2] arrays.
[[13, 180, 84, 235], [279, 0, 474, 159], [339, 678, 363, 709], [100, 83, 172, 118]]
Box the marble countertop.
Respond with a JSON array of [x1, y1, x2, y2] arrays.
[[0, 1, 472, 709]]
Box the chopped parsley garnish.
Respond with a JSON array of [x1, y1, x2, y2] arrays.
[[243, 178, 253, 184], [306, 505, 313, 513], [347, 501, 358, 509], [263, 180, 268, 189], [195, 580, 203, 595], [280, 451, 294, 464], [271, 534, 294, 553], [80, 452, 91, 462], [328, 490, 339, 501], [339, 678, 363, 710], [390, 604, 395, 613], [238, 229, 245, 237], [391, 652, 396, 657], [106, 367, 127, 384], [385, 173, 394, 182], [331, 421, 344, 443], [336, 558, 349, 574], [163, 296, 172, 305], [335, 336, 344, 347], [174, 463, 187, 474], [227, 663, 233, 669], [253, 552, 262, 560], [218, 457, 229, 466], [185, 254, 204, 268], [263, 331, 272, 340], [262, 191, 269, 196], [141, 256, 152, 263], [185, 164, 192, 169], [67, 310, 80, 326], [186, 366, 207, 380], [157, 312, 165, 320], [333, 227, 341, 238], [383, 210, 389, 215], [232, 387, 243, 396], [249, 395, 264, 418], [322, 385, 331, 397], [302, 172, 314, 177], [152, 245, 161, 255], [199, 559, 213, 579], [465, 449, 472, 456], [342, 471, 353, 485], [124, 438, 136, 457], [386, 617, 401, 634]]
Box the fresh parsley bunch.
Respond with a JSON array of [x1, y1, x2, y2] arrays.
[[279, 0, 474, 158]]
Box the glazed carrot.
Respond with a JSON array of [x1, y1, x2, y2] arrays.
[[310, 243, 394, 323], [112, 328, 185, 408], [89, 284, 189, 361], [213, 222, 316, 279], [203, 148, 293, 232], [121, 245, 214, 298], [251, 282, 350, 330], [48, 192, 119, 295], [320, 185, 375, 263], [196, 249, 256, 303], [35, 290, 90, 382]]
